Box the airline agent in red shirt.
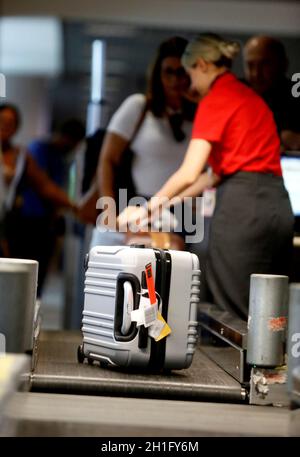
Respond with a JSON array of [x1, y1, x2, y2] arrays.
[[118, 33, 294, 319]]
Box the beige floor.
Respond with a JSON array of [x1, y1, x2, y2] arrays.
[[6, 392, 291, 437]]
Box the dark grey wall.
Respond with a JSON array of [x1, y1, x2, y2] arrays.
[[50, 20, 300, 131]]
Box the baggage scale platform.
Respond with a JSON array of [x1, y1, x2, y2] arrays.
[[30, 330, 247, 403]]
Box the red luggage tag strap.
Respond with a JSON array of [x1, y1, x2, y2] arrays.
[[131, 263, 157, 327], [145, 262, 157, 305]]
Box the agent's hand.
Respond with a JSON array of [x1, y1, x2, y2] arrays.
[[117, 205, 148, 232]]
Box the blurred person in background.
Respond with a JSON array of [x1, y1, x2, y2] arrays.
[[79, 36, 198, 248], [0, 156, 8, 256], [0, 103, 79, 294], [244, 36, 300, 152], [17, 118, 85, 294]]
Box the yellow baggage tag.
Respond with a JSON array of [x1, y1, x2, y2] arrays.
[[154, 311, 171, 342], [148, 311, 171, 341]]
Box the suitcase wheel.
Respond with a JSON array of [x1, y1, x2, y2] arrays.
[[77, 344, 85, 364], [87, 357, 94, 366]]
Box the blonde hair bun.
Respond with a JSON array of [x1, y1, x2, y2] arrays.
[[219, 41, 241, 59], [182, 34, 240, 68]]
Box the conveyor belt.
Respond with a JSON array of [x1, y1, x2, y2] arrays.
[[30, 331, 247, 403]]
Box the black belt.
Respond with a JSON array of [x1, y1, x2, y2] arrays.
[[221, 170, 283, 184]]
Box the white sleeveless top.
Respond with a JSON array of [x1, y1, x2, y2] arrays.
[[108, 94, 192, 197]]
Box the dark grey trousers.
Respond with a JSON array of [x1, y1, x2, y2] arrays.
[[206, 171, 294, 320]]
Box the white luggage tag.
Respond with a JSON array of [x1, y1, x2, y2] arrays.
[[132, 261, 158, 327], [203, 168, 216, 217], [131, 293, 158, 327], [203, 187, 216, 217], [141, 295, 158, 328], [148, 316, 165, 339]]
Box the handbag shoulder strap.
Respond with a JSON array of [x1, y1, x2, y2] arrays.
[[128, 97, 148, 148]]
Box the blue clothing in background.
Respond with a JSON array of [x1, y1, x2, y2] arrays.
[[21, 140, 67, 217]]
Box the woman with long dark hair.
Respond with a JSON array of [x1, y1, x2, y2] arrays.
[[87, 36, 197, 246]]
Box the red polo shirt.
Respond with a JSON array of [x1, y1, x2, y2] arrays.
[[192, 72, 282, 176]]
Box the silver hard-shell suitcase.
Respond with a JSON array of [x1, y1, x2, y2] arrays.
[[78, 245, 200, 371]]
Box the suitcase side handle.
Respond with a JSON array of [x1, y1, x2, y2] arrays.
[[121, 281, 134, 335], [114, 273, 141, 342]]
